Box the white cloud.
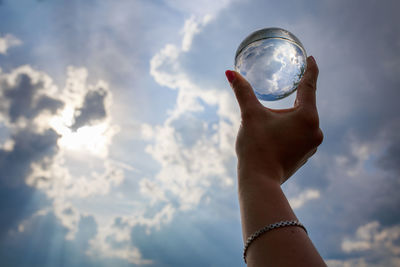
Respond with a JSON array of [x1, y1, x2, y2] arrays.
[[1, 2, 239, 265], [20, 65, 124, 201], [0, 64, 129, 249], [335, 140, 372, 178], [288, 188, 320, 209], [53, 200, 81, 240], [15, 208, 51, 234], [145, 12, 240, 212], [342, 221, 400, 254], [139, 178, 168, 204], [141, 123, 155, 140], [87, 204, 175, 264], [0, 34, 22, 55], [27, 152, 124, 199], [324, 221, 400, 266], [1, 6, 237, 264], [181, 15, 213, 52], [326, 220, 400, 266]]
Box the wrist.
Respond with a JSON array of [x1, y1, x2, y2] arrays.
[[237, 170, 297, 240], [237, 170, 283, 206], [237, 158, 284, 185]]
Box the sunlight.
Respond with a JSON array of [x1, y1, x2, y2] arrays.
[[49, 106, 113, 157], [58, 124, 110, 155]]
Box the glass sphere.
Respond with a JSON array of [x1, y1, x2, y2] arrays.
[[235, 28, 307, 101]]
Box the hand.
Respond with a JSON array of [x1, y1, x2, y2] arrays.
[[226, 56, 323, 185]]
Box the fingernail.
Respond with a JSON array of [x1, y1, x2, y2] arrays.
[[225, 70, 236, 83], [309, 56, 316, 63]]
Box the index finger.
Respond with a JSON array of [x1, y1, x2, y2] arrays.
[[225, 70, 263, 114]]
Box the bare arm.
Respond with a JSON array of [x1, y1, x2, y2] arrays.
[[226, 56, 326, 266]]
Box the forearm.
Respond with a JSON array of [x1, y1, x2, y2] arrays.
[[238, 166, 326, 267]]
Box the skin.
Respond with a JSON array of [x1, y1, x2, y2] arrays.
[[226, 56, 326, 266]]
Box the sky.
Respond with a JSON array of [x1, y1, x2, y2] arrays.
[[0, 0, 399, 266]]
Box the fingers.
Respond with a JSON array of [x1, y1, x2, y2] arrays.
[[295, 56, 319, 109], [225, 70, 262, 115]]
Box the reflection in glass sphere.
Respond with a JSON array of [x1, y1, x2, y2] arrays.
[[235, 28, 307, 101]]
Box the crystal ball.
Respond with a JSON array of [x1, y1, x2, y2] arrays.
[[235, 28, 307, 101]]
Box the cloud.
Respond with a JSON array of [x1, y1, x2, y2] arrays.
[[139, 178, 168, 205], [0, 65, 62, 191], [297, 123, 400, 265], [73, 11, 240, 264], [0, 65, 63, 127], [0, 34, 21, 55], [0, 128, 59, 187], [0, 63, 126, 260], [325, 221, 400, 266], [27, 154, 124, 199], [2, 0, 398, 266], [342, 221, 400, 255], [181, 15, 212, 52], [1, 32, 172, 264], [145, 13, 239, 213], [87, 204, 175, 265], [71, 87, 108, 131], [288, 188, 320, 209]]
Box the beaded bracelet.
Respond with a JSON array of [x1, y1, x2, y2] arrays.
[[243, 220, 308, 264]]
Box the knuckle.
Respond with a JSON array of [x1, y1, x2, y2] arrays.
[[303, 79, 317, 91], [308, 58, 319, 77], [312, 128, 324, 146]]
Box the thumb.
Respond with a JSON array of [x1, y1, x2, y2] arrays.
[[225, 70, 262, 113], [296, 56, 319, 109]]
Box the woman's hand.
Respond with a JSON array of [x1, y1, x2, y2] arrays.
[[226, 56, 327, 267], [226, 56, 323, 185]]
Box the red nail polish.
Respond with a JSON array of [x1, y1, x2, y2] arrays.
[[225, 70, 236, 83]]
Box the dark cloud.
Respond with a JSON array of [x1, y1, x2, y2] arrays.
[[0, 64, 116, 265], [0, 185, 48, 240], [1, 73, 63, 123], [0, 69, 61, 245], [0, 67, 111, 266], [0, 128, 59, 187], [0, 126, 59, 239], [0, 65, 117, 266], [71, 87, 107, 130]]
